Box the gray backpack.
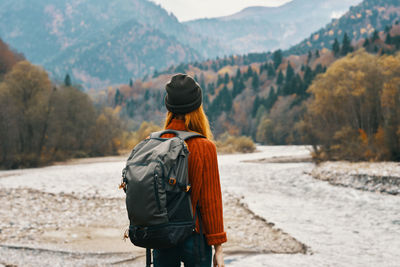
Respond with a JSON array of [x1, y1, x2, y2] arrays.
[[121, 130, 204, 254]]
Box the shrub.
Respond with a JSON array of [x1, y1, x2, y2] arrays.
[[216, 132, 256, 154]]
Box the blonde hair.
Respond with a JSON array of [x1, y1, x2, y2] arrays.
[[164, 105, 213, 140]]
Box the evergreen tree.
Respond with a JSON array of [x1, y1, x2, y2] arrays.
[[235, 68, 241, 80], [126, 99, 135, 117], [224, 73, 229, 84], [246, 66, 253, 79], [64, 73, 71, 87], [203, 92, 209, 108], [314, 64, 324, 75], [114, 88, 123, 106], [267, 63, 275, 79], [363, 38, 370, 48], [277, 86, 283, 96], [341, 33, 353, 56], [372, 30, 380, 42], [303, 66, 313, 87], [252, 72, 260, 91], [277, 70, 284, 85], [252, 96, 261, 117], [385, 33, 392, 44], [217, 74, 223, 86], [332, 38, 340, 57], [153, 70, 159, 78], [307, 51, 312, 64], [211, 61, 218, 72], [144, 90, 150, 101], [285, 62, 294, 84], [315, 50, 320, 58], [265, 87, 277, 111], [273, 49, 283, 69], [233, 78, 245, 97], [199, 73, 206, 90], [129, 78, 133, 88], [294, 74, 305, 96], [208, 83, 215, 95], [220, 85, 232, 111]]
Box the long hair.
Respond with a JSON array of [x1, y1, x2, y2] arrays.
[[163, 105, 213, 140]]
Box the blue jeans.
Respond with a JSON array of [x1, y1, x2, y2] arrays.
[[153, 233, 212, 267]]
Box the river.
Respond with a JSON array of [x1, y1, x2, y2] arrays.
[[0, 146, 399, 266]]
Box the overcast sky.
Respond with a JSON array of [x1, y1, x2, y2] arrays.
[[150, 0, 293, 22]]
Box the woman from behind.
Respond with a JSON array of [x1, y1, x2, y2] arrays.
[[153, 74, 226, 267]]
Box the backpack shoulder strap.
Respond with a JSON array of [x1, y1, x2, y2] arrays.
[[176, 130, 205, 141], [150, 130, 205, 141]]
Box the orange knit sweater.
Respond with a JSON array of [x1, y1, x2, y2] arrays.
[[161, 118, 227, 246]]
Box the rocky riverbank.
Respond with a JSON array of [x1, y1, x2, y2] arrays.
[[0, 187, 305, 266], [311, 161, 400, 195]]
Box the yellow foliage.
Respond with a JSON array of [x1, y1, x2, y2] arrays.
[[305, 50, 400, 161], [215, 132, 256, 154]]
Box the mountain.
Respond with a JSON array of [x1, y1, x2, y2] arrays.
[[185, 0, 362, 55], [45, 19, 202, 89], [287, 0, 400, 55], [0, 0, 224, 88]]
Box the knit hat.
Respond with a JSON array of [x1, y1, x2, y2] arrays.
[[164, 73, 202, 114]]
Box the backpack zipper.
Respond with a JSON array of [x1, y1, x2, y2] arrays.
[[154, 173, 161, 211]]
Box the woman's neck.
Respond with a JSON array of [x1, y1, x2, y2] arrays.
[[174, 114, 185, 120]]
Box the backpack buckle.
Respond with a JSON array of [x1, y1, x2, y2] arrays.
[[119, 180, 127, 192], [185, 185, 191, 192], [169, 177, 177, 186]]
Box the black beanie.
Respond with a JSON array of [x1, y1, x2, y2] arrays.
[[164, 73, 202, 114]]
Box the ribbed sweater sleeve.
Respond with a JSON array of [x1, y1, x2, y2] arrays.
[[197, 141, 227, 245]]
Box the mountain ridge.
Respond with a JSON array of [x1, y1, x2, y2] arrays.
[[185, 0, 362, 55], [0, 0, 224, 88]]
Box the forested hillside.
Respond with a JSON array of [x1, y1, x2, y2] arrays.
[[288, 0, 400, 55], [99, 20, 400, 156]]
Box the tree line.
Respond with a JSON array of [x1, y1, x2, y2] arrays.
[[0, 40, 124, 169]]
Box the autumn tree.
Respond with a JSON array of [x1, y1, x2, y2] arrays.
[[304, 49, 400, 161], [0, 61, 52, 167], [0, 60, 125, 168], [0, 38, 24, 78]]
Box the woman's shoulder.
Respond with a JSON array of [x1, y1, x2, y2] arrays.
[[187, 137, 216, 154]]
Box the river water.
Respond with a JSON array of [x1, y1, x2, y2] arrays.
[[0, 146, 399, 266], [218, 146, 400, 267]]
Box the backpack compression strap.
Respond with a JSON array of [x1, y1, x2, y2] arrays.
[[150, 130, 205, 141]]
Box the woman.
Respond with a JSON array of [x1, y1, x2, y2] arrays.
[[153, 74, 226, 267]]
